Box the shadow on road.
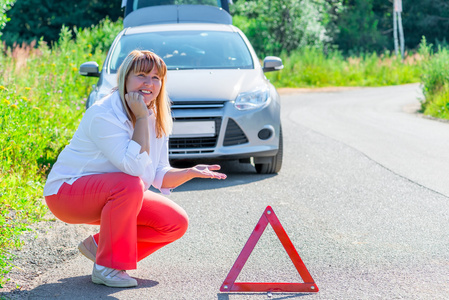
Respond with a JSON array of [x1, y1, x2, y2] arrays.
[[217, 292, 312, 299], [1, 275, 159, 299]]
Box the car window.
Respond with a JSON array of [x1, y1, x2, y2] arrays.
[[107, 30, 254, 72]]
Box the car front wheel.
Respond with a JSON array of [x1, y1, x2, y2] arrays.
[[255, 126, 283, 174]]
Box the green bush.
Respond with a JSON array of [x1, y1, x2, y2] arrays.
[[74, 17, 123, 53], [419, 37, 449, 118]]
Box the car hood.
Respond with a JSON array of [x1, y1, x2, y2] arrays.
[[166, 69, 266, 101], [101, 69, 267, 102]]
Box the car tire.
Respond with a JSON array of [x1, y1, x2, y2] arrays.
[[255, 126, 283, 174]]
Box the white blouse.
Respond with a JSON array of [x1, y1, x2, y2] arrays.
[[43, 91, 172, 196]]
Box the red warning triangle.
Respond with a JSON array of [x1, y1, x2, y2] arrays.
[[220, 206, 319, 293]]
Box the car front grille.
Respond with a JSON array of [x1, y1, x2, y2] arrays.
[[170, 137, 217, 149], [169, 117, 222, 154]]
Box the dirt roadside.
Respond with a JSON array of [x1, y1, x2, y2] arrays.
[[1, 212, 97, 298]]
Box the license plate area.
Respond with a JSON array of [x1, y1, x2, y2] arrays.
[[171, 121, 216, 138]]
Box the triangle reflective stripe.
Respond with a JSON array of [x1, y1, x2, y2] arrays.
[[220, 206, 319, 293]]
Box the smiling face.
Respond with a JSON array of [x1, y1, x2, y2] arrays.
[[125, 68, 162, 109], [117, 50, 169, 131]]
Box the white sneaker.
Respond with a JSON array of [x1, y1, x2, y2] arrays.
[[91, 264, 137, 288]]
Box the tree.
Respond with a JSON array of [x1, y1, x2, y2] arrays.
[[401, 0, 449, 49], [333, 0, 449, 53], [2, 0, 123, 47], [333, 0, 389, 53], [231, 0, 331, 56]]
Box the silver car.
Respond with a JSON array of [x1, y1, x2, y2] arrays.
[[80, 1, 284, 173]]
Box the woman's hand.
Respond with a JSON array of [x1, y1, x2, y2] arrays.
[[126, 92, 150, 154], [125, 92, 148, 119], [190, 164, 227, 180], [161, 164, 227, 190]]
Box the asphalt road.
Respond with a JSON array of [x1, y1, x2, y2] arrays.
[[9, 83, 449, 299]]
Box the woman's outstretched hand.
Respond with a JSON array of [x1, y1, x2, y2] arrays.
[[191, 164, 227, 180], [161, 164, 226, 190]]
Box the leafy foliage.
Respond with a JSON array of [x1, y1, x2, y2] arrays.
[[3, 0, 449, 55], [419, 37, 449, 118], [402, 0, 449, 49], [334, 0, 389, 54], [2, 0, 122, 47], [231, 0, 330, 57]]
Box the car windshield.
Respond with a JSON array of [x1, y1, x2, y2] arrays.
[[132, 0, 220, 10], [107, 30, 254, 72]]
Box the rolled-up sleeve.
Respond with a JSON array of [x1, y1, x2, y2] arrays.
[[152, 136, 173, 195], [88, 114, 152, 176]]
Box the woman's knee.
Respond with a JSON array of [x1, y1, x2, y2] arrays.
[[156, 215, 188, 242], [157, 208, 189, 241], [172, 213, 189, 240], [137, 193, 189, 241]]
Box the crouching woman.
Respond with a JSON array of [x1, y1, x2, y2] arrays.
[[43, 50, 226, 288]]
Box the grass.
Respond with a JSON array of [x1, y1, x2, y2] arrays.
[[265, 47, 423, 88], [0, 18, 446, 288]]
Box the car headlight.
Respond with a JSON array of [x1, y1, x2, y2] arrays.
[[234, 87, 270, 110]]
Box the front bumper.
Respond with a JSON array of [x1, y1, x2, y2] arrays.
[[169, 98, 281, 161]]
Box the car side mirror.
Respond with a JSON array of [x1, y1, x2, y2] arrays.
[[80, 61, 100, 77], [263, 56, 284, 73]]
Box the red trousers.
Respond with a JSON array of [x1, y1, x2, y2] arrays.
[[45, 172, 188, 270]]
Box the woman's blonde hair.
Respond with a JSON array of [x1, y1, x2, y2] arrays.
[[117, 50, 172, 138]]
